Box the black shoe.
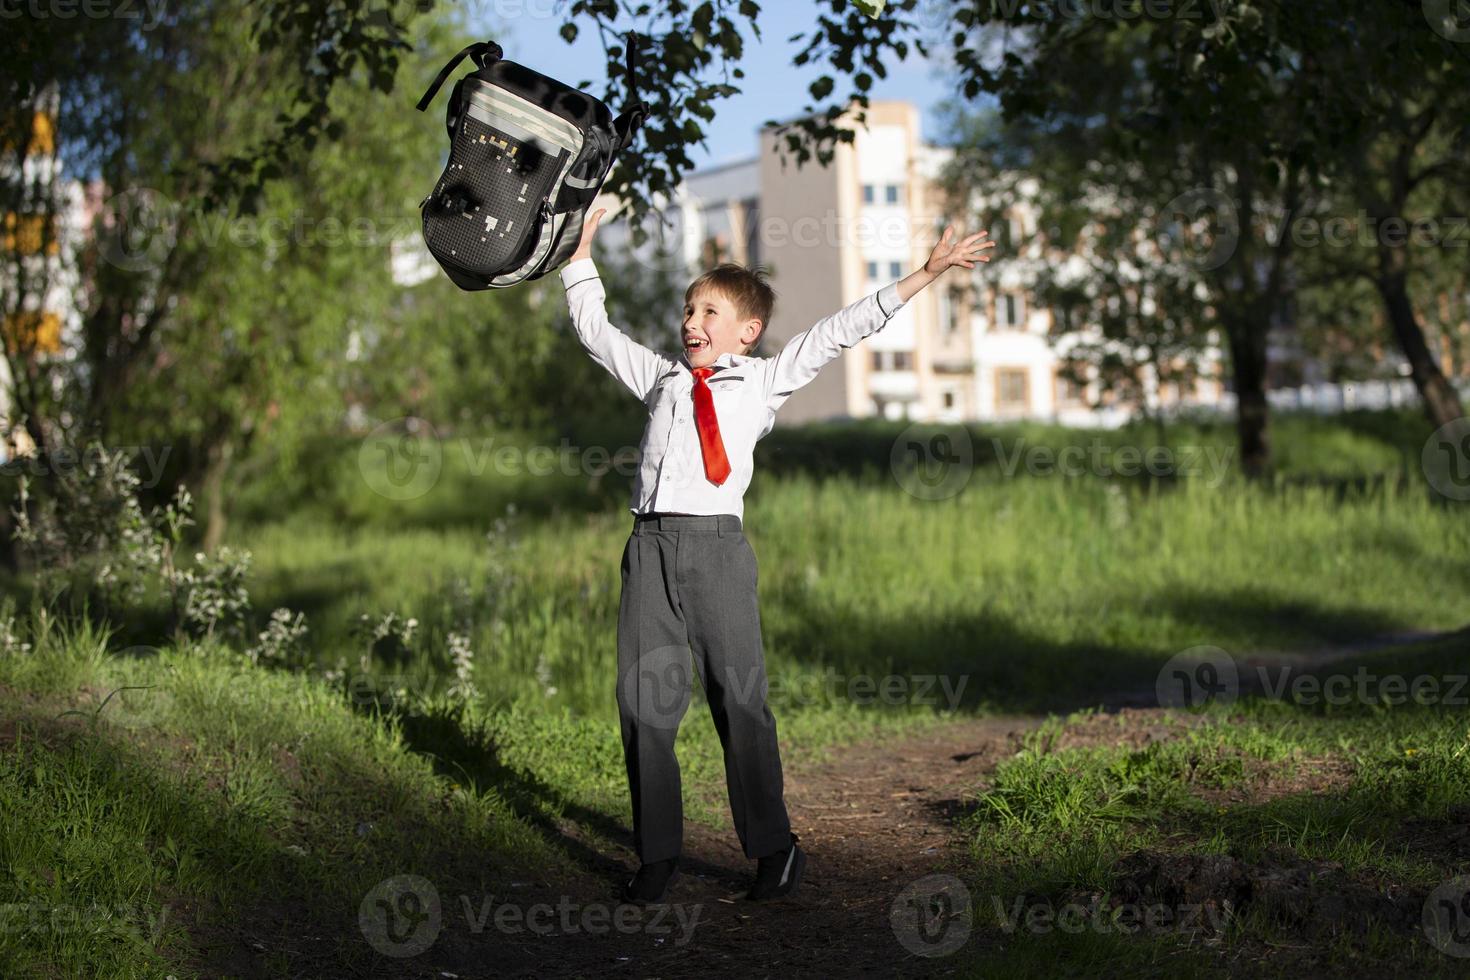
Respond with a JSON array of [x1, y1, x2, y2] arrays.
[[620, 856, 679, 904], [747, 833, 805, 901]]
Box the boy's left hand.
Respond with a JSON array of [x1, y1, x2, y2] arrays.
[[924, 225, 996, 275]]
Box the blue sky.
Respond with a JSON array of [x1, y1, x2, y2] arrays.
[[483, 2, 963, 169]]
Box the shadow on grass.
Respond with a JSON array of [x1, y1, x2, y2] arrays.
[[762, 584, 1423, 715], [1, 698, 622, 979], [393, 702, 636, 889]]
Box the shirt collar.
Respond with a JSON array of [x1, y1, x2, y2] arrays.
[[678, 350, 751, 373]]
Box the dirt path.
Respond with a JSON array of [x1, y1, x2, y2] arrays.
[[410, 629, 1463, 979], [414, 714, 1045, 979]]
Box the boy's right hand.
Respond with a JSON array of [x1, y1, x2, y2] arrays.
[[571, 207, 606, 263]]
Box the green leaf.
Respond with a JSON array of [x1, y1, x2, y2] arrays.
[[810, 75, 835, 100], [854, 0, 886, 17], [559, 22, 578, 43]]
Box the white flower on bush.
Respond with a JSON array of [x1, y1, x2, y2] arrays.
[[174, 546, 253, 640], [353, 611, 418, 662], [248, 608, 309, 666], [10, 445, 192, 605], [0, 600, 30, 656], [446, 630, 477, 701]]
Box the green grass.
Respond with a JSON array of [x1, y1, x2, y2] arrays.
[[0, 617, 569, 979], [1, 409, 1466, 976], [209, 459, 1469, 724], [953, 634, 1470, 977]]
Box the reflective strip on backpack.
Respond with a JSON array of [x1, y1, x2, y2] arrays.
[[463, 101, 565, 162], [463, 80, 583, 159], [492, 208, 564, 287]]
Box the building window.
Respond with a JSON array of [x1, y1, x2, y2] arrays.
[[1055, 371, 1086, 407], [893, 351, 913, 370], [871, 350, 886, 371], [1002, 292, 1026, 329], [885, 184, 900, 204], [945, 287, 964, 335], [996, 368, 1029, 411], [1051, 303, 1074, 334], [942, 390, 956, 409], [888, 261, 903, 280], [866, 260, 879, 281], [740, 197, 761, 267], [863, 184, 875, 204]]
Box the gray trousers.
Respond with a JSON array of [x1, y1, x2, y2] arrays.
[[616, 512, 792, 864]]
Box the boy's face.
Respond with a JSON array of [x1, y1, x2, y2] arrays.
[[682, 286, 762, 369]]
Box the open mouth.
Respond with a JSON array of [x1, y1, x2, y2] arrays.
[[684, 338, 710, 352]]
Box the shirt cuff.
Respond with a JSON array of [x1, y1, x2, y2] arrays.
[[876, 282, 906, 319], [561, 257, 600, 290]]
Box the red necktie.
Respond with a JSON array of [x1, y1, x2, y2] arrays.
[[690, 367, 731, 485]]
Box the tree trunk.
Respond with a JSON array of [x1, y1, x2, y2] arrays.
[[200, 438, 234, 554], [1376, 271, 1465, 429], [1226, 318, 1271, 478]]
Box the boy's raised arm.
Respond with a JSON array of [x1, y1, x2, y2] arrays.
[[757, 223, 996, 410], [756, 284, 906, 411], [560, 208, 670, 403]]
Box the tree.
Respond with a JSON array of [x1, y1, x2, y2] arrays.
[[935, 97, 1227, 447], [2, 0, 928, 467], [942, 0, 1469, 472], [1317, 3, 1469, 427], [3, 4, 560, 549], [1, 0, 425, 461], [943, 4, 1315, 474]]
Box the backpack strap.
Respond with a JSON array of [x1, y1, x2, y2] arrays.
[[416, 40, 504, 112], [612, 31, 651, 154]]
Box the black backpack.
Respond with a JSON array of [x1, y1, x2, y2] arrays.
[[414, 34, 649, 290]]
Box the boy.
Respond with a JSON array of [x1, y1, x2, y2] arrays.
[[561, 207, 994, 904]]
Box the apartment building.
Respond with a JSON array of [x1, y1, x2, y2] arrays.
[[599, 99, 1230, 428]]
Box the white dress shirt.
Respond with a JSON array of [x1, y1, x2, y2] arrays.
[[559, 256, 907, 520]]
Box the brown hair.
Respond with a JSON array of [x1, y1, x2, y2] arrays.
[[684, 263, 776, 355]]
